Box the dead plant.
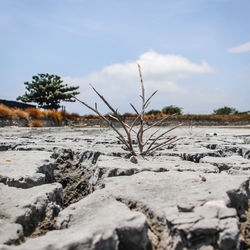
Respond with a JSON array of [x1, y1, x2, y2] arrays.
[[74, 64, 182, 156], [28, 120, 44, 127]]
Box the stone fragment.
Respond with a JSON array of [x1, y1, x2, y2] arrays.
[[0, 151, 55, 188], [1, 192, 150, 250], [129, 155, 138, 164], [0, 222, 23, 245], [218, 218, 239, 250], [0, 183, 63, 239]]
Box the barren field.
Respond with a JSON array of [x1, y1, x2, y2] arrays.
[[0, 126, 249, 250]]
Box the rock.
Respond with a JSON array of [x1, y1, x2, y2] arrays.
[[0, 222, 23, 245], [90, 155, 219, 188], [1, 192, 150, 250], [102, 171, 249, 249], [0, 183, 63, 240], [218, 218, 239, 250], [129, 155, 138, 164], [200, 155, 250, 173], [0, 151, 55, 188], [0, 126, 249, 249]]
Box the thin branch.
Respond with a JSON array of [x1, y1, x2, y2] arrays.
[[116, 136, 128, 147], [145, 123, 183, 152], [74, 64, 182, 156], [138, 64, 145, 104], [137, 126, 144, 153], [145, 137, 181, 155], [143, 127, 161, 146], [90, 85, 135, 154], [147, 136, 177, 152], [129, 114, 140, 132], [144, 101, 151, 110], [73, 96, 135, 155], [130, 103, 139, 115], [144, 115, 171, 132], [137, 64, 146, 153], [108, 114, 137, 134], [144, 90, 158, 108]]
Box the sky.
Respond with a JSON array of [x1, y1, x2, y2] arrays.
[[0, 0, 249, 115]]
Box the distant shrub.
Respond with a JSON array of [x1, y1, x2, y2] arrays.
[[82, 114, 100, 119], [0, 104, 15, 118], [44, 110, 62, 125], [123, 112, 137, 118], [213, 106, 238, 115], [25, 107, 44, 119], [61, 111, 81, 120], [28, 120, 44, 127], [13, 108, 29, 119], [162, 105, 182, 115], [146, 109, 161, 115]]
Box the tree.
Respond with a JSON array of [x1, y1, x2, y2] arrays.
[[213, 106, 238, 115], [17, 73, 80, 109], [162, 105, 182, 115], [146, 109, 161, 115]]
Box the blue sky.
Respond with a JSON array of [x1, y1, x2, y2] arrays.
[[0, 0, 249, 114]]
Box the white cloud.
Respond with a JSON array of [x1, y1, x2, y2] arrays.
[[63, 50, 213, 114], [228, 42, 250, 53]]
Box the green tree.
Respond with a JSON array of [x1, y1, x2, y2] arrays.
[[162, 105, 182, 115], [17, 74, 80, 109], [146, 109, 161, 115], [213, 106, 238, 115]]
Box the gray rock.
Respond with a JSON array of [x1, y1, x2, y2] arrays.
[[0, 126, 249, 250], [90, 155, 219, 188], [102, 171, 249, 249], [0, 183, 63, 239], [218, 218, 239, 250], [0, 151, 55, 188], [0, 221, 23, 245], [1, 192, 150, 250], [200, 155, 250, 173]]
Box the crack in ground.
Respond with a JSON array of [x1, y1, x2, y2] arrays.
[[115, 198, 169, 250], [51, 148, 101, 207]]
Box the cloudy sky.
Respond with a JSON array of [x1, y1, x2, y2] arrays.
[[1, 0, 249, 114]]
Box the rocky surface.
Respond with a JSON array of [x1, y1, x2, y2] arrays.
[[0, 126, 249, 249]]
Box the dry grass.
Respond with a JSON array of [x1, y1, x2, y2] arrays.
[[61, 111, 81, 120], [82, 114, 100, 120], [28, 120, 44, 127], [123, 112, 137, 118], [144, 113, 166, 120], [43, 110, 62, 125], [0, 104, 15, 118], [180, 114, 250, 121], [25, 108, 44, 119], [0, 104, 63, 125], [13, 108, 29, 119]]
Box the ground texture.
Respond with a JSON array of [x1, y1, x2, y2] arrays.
[[0, 126, 249, 250]]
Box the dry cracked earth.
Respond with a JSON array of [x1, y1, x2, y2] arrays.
[[0, 126, 249, 250]]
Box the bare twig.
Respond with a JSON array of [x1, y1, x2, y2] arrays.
[[90, 85, 135, 154], [144, 90, 158, 108], [144, 115, 171, 132], [74, 96, 136, 155], [129, 114, 141, 133], [143, 127, 161, 146], [108, 114, 137, 134], [137, 64, 145, 153], [143, 123, 183, 154], [147, 137, 181, 154], [75, 65, 181, 156], [130, 103, 140, 115], [145, 136, 177, 154]]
